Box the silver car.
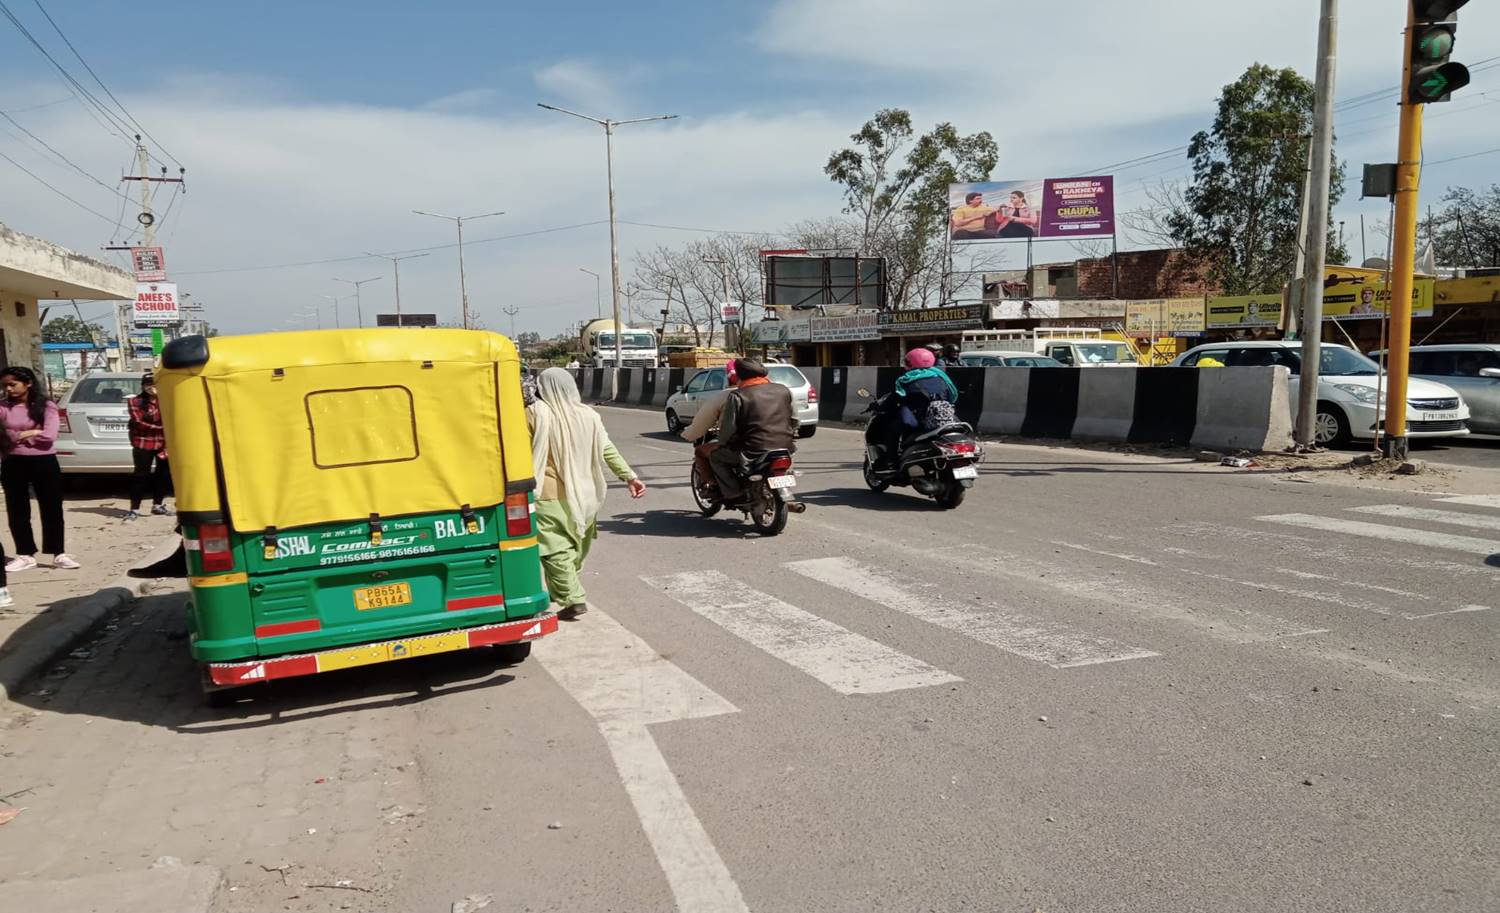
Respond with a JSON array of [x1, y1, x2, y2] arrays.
[[1373, 344, 1500, 435], [665, 364, 818, 438], [957, 353, 1066, 367], [55, 372, 148, 473]]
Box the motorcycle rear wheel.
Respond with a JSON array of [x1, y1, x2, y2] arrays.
[[749, 487, 789, 535]]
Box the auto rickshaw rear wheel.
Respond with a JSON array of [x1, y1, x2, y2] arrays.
[[491, 641, 533, 665]]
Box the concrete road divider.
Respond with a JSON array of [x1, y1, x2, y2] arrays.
[[565, 365, 1292, 452]]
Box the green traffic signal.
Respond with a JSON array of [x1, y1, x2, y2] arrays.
[[1415, 25, 1454, 60], [1408, 0, 1471, 105], [1411, 61, 1471, 102]]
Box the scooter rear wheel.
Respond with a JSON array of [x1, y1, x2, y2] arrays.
[[935, 477, 967, 510], [691, 462, 722, 517]]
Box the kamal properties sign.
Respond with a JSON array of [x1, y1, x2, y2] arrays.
[[133, 282, 179, 327]]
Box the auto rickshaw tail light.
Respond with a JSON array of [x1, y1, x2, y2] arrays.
[[505, 492, 532, 537], [200, 523, 236, 572]]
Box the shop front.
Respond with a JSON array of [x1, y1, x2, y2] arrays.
[[877, 304, 988, 364]]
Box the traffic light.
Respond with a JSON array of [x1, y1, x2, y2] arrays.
[[1409, 0, 1471, 104]]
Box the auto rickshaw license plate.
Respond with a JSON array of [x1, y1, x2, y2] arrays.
[[354, 582, 413, 610]]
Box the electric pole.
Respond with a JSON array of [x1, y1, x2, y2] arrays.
[[502, 305, 520, 339], [320, 295, 346, 329], [539, 103, 678, 398], [412, 209, 504, 328], [1294, 0, 1339, 449], [333, 276, 382, 328], [365, 251, 431, 321], [116, 135, 184, 367], [702, 257, 735, 352]]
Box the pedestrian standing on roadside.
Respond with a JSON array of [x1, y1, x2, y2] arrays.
[[125, 372, 172, 521], [0, 367, 78, 571], [531, 367, 645, 620]]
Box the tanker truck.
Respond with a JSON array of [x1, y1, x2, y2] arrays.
[[579, 318, 658, 368]]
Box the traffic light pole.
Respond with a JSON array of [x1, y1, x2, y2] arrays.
[[1383, 4, 1425, 460]]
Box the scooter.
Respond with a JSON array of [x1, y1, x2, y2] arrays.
[[690, 433, 805, 536], [862, 399, 982, 509]]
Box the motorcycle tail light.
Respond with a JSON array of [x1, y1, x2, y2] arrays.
[[769, 455, 794, 474], [937, 441, 977, 456]]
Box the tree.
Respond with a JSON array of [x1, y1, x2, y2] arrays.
[[1161, 64, 1349, 295], [632, 234, 766, 345], [824, 109, 998, 308], [1426, 184, 1500, 268], [41, 315, 97, 343]]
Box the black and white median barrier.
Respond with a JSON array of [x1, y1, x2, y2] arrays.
[[572, 364, 1292, 453]]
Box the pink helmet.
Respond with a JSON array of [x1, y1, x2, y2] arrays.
[[725, 359, 739, 384], [905, 347, 937, 369]]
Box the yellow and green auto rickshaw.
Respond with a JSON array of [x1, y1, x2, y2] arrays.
[[157, 329, 555, 703]]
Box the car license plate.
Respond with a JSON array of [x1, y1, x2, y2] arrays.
[[1422, 411, 1458, 422], [354, 582, 412, 610], [951, 465, 979, 479], [767, 475, 796, 490], [95, 420, 127, 432]]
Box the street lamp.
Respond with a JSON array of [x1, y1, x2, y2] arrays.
[[332, 275, 382, 328], [578, 267, 602, 319], [412, 209, 505, 329], [364, 251, 430, 321], [320, 295, 346, 329], [539, 101, 677, 397]]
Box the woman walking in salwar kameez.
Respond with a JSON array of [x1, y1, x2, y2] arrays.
[[526, 367, 645, 620]]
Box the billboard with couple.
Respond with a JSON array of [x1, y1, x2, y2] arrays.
[[948, 176, 1115, 242]]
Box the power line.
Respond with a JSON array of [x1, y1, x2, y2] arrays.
[[0, 107, 132, 201], [0, 146, 117, 223], [617, 218, 776, 236], [1426, 146, 1500, 167], [29, 0, 182, 169], [0, 0, 136, 145]]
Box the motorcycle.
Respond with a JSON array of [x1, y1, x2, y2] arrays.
[[689, 432, 805, 535], [862, 397, 982, 509]]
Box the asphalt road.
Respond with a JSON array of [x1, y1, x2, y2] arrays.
[[4, 406, 1497, 913], [392, 406, 1500, 913], [1411, 433, 1500, 469]]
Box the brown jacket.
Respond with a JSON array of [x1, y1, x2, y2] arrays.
[[720, 382, 796, 453]]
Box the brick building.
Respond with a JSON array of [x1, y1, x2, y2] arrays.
[[1074, 248, 1218, 299]]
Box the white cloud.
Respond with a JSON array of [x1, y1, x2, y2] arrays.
[[533, 59, 645, 114], [424, 87, 503, 112]]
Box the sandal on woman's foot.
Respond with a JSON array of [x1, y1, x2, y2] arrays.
[[5, 555, 37, 573], [558, 604, 589, 621], [52, 554, 81, 570]]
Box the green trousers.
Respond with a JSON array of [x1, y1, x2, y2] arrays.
[[535, 499, 596, 607]]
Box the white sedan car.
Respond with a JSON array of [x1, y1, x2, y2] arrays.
[[665, 364, 819, 438], [1172, 341, 1469, 446]]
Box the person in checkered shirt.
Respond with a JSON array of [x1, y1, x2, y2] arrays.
[[125, 373, 172, 520]]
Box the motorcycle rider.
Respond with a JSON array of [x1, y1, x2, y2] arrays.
[[871, 348, 959, 470], [710, 358, 796, 503], [681, 361, 736, 494], [939, 343, 963, 368]]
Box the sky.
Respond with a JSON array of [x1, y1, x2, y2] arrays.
[[2, 0, 1499, 338]]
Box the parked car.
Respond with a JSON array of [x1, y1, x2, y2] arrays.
[[665, 364, 818, 438], [1171, 341, 1470, 446], [55, 371, 147, 473], [1370, 344, 1500, 435], [956, 353, 1066, 367]]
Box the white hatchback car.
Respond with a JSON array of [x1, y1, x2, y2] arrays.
[[1171, 341, 1470, 446], [665, 364, 818, 438]]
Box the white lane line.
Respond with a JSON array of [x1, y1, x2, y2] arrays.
[[1055, 539, 1387, 619], [785, 556, 1158, 669], [1350, 504, 1500, 532], [538, 608, 749, 913], [1169, 521, 1494, 579], [1164, 544, 1439, 603], [1437, 494, 1500, 509], [1258, 513, 1500, 558], [642, 570, 961, 694]]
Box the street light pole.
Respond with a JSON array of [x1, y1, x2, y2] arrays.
[[320, 295, 346, 329], [333, 276, 383, 329], [578, 267, 602, 318], [703, 257, 734, 351], [539, 102, 677, 398], [365, 251, 431, 321], [413, 209, 504, 329]]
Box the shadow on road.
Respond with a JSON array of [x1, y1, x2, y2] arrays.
[[8, 591, 518, 734], [597, 509, 752, 538], [796, 488, 942, 511]]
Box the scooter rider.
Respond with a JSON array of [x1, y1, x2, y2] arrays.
[[710, 358, 796, 503], [871, 348, 959, 470]]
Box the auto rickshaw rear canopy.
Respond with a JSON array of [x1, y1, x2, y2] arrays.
[[157, 329, 533, 534]]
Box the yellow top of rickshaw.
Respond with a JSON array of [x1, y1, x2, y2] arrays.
[[157, 329, 533, 534]]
